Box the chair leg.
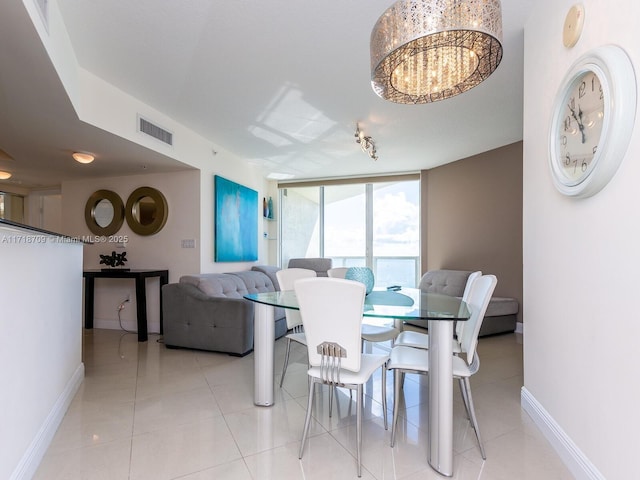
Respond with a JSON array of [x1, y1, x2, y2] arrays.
[[356, 384, 363, 477], [458, 377, 471, 420], [329, 385, 334, 417], [299, 377, 316, 459], [381, 364, 388, 430], [462, 376, 486, 460], [279, 338, 292, 388], [390, 368, 402, 447]]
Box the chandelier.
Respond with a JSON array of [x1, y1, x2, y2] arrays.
[[355, 124, 378, 161], [370, 0, 503, 104]]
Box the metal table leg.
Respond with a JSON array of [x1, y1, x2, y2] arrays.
[[428, 319, 454, 476], [254, 302, 275, 406]]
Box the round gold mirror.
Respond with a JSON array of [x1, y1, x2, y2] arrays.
[[125, 186, 168, 235], [84, 190, 125, 236]]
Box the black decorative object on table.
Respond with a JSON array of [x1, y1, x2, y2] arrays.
[[100, 251, 129, 271]]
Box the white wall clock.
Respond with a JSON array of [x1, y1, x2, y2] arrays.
[[549, 45, 636, 198]]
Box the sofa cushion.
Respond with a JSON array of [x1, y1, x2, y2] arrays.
[[418, 270, 472, 297], [236, 269, 287, 320], [229, 271, 275, 293], [485, 296, 519, 317], [180, 273, 248, 299], [251, 265, 281, 290]]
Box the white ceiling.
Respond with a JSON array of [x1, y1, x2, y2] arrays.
[[0, 0, 532, 190]]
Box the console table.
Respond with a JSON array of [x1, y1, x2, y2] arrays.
[[83, 269, 169, 342]]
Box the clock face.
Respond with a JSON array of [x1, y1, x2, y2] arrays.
[[556, 69, 605, 186], [548, 45, 636, 198]]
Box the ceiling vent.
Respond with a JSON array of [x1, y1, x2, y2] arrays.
[[138, 115, 173, 146]]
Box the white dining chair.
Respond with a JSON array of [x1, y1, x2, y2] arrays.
[[361, 318, 403, 349], [387, 274, 497, 459], [393, 270, 482, 352], [295, 277, 389, 477], [327, 267, 349, 278], [275, 268, 316, 388], [337, 266, 404, 349]]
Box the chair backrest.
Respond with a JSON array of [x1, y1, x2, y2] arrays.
[[456, 270, 482, 338], [294, 277, 366, 372], [418, 270, 472, 296], [458, 274, 497, 365], [276, 268, 316, 329], [287, 258, 332, 277], [327, 267, 349, 278]]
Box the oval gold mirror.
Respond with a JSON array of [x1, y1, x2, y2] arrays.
[[125, 186, 168, 235], [85, 190, 125, 236]]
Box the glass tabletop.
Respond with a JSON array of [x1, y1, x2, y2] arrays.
[[244, 287, 470, 322]]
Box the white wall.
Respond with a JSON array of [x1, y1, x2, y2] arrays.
[[523, 1, 640, 478], [0, 224, 84, 480]]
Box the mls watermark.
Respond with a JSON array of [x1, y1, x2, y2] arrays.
[[1, 235, 129, 244]]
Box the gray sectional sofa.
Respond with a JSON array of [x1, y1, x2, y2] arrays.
[[162, 260, 330, 356], [162, 265, 287, 356], [162, 263, 517, 357]]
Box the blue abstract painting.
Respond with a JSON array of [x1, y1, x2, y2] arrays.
[[214, 175, 258, 262]]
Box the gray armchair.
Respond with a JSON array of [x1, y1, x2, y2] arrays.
[[287, 258, 332, 277]]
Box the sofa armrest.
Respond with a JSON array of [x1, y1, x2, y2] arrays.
[[162, 283, 255, 355]]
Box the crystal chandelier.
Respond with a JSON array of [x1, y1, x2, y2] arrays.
[[370, 0, 503, 104]]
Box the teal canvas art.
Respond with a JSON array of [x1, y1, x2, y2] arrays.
[[214, 175, 258, 262]]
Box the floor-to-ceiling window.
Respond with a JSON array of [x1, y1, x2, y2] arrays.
[[279, 175, 419, 287], [324, 184, 367, 268]]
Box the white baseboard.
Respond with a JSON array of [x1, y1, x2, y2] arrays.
[[521, 387, 604, 480], [515, 321, 523, 334], [10, 363, 84, 480]]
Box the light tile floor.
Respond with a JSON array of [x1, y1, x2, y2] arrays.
[[34, 329, 574, 479]]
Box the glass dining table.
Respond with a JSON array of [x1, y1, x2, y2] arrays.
[[244, 287, 470, 477]]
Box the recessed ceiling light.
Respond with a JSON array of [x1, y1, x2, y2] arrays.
[[0, 171, 12, 180], [73, 152, 95, 164]]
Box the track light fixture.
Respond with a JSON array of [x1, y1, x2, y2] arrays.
[[355, 124, 378, 161]]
